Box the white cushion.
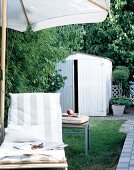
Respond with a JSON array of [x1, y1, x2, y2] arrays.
[[6, 93, 62, 143], [0, 142, 66, 164], [5, 126, 44, 142]]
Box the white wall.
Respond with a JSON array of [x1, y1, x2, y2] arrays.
[[57, 53, 112, 116], [78, 59, 105, 116], [104, 59, 112, 113], [57, 60, 74, 113]]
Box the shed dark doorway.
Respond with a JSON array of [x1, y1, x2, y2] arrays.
[[74, 60, 78, 113]]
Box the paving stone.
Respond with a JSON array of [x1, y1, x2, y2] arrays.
[[117, 168, 129, 170], [124, 142, 134, 145], [119, 157, 130, 163], [129, 166, 134, 170], [122, 148, 132, 153], [126, 137, 134, 140], [117, 162, 129, 169], [127, 135, 134, 137], [121, 152, 132, 157], [130, 159, 134, 166], [123, 145, 133, 149], [131, 155, 134, 159], [127, 136, 134, 139], [126, 136, 134, 138], [132, 151, 134, 154]]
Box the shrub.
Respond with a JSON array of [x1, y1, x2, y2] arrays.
[[112, 66, 130, 85], [112, 66, 130, 96], [110, 97, 133, 107]]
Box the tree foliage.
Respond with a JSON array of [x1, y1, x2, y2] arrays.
[[112, 66, 130, 85], [5, 26, 84, 93], [83, 0, 134, 76], [2, 25, 84, 121]]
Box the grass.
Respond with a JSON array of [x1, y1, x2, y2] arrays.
[[63, 120, 126, 170]]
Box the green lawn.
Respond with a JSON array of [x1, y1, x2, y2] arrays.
[[63, 120, 126, 170]]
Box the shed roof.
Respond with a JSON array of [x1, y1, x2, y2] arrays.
[[66, 53, 112, 62]]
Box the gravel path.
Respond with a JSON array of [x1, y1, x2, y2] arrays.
[[120, 120, 134, 133]]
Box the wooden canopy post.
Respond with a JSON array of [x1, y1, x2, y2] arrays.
[[0, 0, 7, 143], [88, 0, 108, 12]]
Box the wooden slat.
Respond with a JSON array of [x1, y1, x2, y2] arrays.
[[0, 161, 68, 169]]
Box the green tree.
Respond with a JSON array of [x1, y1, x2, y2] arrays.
[[2, 25, 84, 122], [83, 0, 134, 76]]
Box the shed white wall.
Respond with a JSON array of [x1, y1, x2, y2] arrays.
[[104, 59, 112, 113], [57, 53, 112, 116], [57, 60, 74, 112], [78, 57, 112, 116], [78, 59, 105, 116]]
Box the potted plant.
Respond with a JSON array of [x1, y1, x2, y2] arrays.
[[110, 97, 133, 116]]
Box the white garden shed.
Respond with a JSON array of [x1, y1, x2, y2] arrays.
[[57, 53, 112, 116]]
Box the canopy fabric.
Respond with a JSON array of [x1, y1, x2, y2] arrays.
[[0, 0, 110, 32]]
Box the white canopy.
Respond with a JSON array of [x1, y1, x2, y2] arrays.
[[0, 0, 110, 32]]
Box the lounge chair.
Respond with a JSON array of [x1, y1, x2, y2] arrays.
[[0, 93, 68, 169]]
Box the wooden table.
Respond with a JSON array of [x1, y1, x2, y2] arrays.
[[62, 115, 90, 156]]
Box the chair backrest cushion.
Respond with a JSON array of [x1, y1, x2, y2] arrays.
[[5, 93, 62, 143]]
